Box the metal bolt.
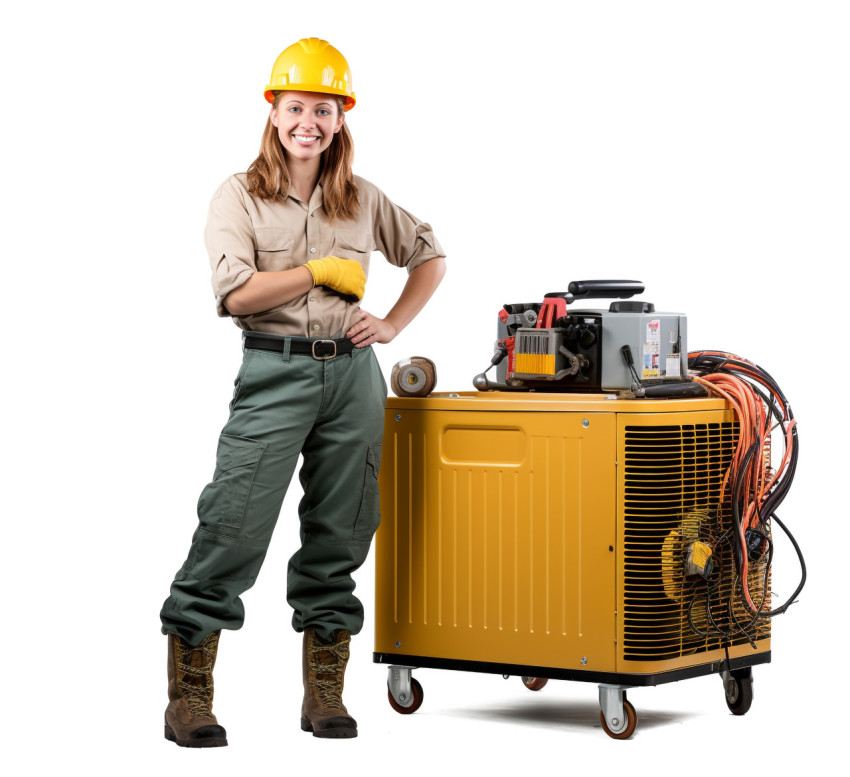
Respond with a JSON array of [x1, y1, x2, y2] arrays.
[[399, 694, 407, 702], [395, 641, 401, 648], [582, 419, 590, 428], [395, 415, 401, 422], [612, 717, 620, 727], [581, 656, 587, 665]]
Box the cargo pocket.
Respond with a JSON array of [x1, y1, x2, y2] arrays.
[[197, 434, 267, 538], [352, 443, 382, 541]]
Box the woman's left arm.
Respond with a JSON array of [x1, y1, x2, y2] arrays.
[[347, 257, 446, 347]]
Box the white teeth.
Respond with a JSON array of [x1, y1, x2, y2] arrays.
[[294, 135, 320, 142]]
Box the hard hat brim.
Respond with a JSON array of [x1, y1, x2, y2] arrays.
[[264, 87, 356, 111]]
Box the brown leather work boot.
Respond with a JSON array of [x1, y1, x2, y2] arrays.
[[164, 631, 228, 748], [300, 628, 358, 738]]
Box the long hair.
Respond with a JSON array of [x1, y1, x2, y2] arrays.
[[246, 92, 359, 221]]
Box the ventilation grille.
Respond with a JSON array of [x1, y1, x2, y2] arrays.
[[622, 423, 771, 661]]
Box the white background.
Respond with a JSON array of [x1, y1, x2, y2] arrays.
[[3, 1, 847, 774]]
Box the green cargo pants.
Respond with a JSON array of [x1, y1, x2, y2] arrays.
[[160, 334, 387, 646]]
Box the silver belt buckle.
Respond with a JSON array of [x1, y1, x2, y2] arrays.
[[311, 339, 337, 360]]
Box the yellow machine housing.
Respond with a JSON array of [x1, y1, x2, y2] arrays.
[[374, 392, 770, 685]]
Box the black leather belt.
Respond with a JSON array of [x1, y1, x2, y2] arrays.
[[243, 336, 355, 360]]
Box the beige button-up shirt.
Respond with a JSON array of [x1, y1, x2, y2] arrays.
[[205, 173, 445, 337]]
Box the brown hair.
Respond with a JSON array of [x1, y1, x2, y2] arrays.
[[246, 92, 359, 221]]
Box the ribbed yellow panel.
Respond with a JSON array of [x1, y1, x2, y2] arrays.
[[376, 406, 618, 673], [515, 353, 556, 375]]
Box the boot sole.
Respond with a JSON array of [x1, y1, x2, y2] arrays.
[[300, 717, 358, 739], [164, 724, 228, 748]]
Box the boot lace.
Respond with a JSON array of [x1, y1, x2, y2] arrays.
[[176, 633, 218, 718], [309, 632, 351, 711]]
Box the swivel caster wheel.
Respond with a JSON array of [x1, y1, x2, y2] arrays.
[[722, 667, 753, 715], [599, 699, 637, 739], [521, 676, 548, 691], [388, 678, 424, 714], [387, 666, 424, 714], [598, 683, 638, 739]]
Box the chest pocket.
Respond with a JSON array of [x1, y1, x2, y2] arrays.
[[254, 227, 296, 272], [332, 231, 375, 262]]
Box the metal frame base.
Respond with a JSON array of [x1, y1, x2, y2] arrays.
[[374, 651, 771, 687]]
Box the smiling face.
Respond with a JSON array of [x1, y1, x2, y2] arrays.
[[270, 91, 345, 162]]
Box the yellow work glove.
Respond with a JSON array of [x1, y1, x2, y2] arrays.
[[303, 256, 366, 300]]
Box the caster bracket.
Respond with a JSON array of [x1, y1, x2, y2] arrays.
[[387, 665, 417, 709], [720, 669, 736, 700], [598, 683, 632, 735]]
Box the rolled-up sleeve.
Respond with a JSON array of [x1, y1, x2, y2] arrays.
[[372, 188, 446, 274], [205, 177, 257, 317]]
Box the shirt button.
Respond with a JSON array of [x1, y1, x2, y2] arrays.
[[312, 324, 320, 331], [310, 247, 317, 254], [309, 297, 316, 303]]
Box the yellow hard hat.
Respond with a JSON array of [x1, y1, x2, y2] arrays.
[[264, 38, 355, 110]]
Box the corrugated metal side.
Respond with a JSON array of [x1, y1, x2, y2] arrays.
[[376, 408, 618, 672]]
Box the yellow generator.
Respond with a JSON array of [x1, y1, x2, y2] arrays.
[[374, 282, 799, 739], [374, 393, 770, 737]]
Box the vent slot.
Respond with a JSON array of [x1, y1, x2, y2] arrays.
[[622, 423, 771, 661]]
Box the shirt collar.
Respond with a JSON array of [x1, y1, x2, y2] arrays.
[[308, 182, 324, 215], [287, 182, 324, 214]]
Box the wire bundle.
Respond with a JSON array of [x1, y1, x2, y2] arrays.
[[685, 350, 804, 641]]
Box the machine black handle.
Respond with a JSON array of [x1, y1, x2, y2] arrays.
[[566, 280, 645, 299]]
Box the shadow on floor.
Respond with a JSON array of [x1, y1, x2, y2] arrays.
[[439, 698, 695, 734]]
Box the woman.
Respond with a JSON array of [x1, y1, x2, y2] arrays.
[[160, 37, 446, 746]]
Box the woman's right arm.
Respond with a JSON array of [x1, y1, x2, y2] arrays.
[[207, 177, 365, 317], [223, 256, 367, 315], [222, 266, 314, 316], [207, 177, 315, 317]]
